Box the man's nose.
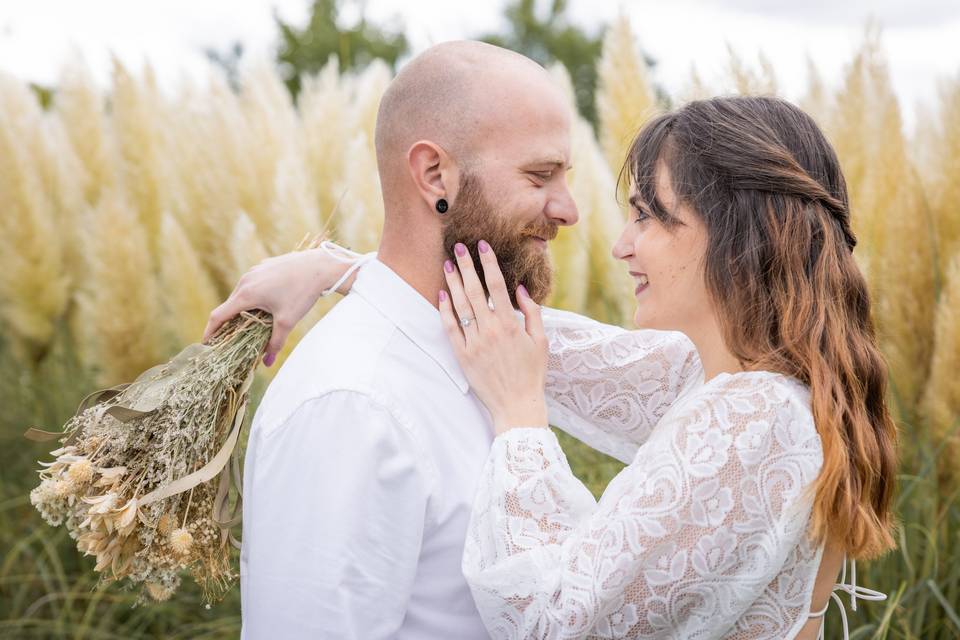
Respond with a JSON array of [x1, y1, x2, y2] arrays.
[[545, 182, 579, 226]]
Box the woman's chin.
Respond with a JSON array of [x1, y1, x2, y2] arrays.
[[633, 308, 673, 332], [632, 309, 654, 330]]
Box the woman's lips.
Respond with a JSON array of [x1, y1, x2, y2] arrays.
[[630, 271, 649, 297]]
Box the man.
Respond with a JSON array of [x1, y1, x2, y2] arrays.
[[213, 41, 579, 638]]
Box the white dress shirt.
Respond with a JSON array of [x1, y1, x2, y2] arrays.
[[240, 257, 494, 639]]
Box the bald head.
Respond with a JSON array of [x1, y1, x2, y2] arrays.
[[374, 41, 563, 182]]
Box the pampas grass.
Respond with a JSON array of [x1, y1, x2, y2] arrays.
[[78, 189, 168, 386], [596, 12, 658, 177], [725, 44, 778, 95], [159, 213, 222, 348], [924, 253, 960, 478], [54, 57, 117, 206], [111, 59, 177, 255], [551, 64, 635, 325], [925, 75, 960, 277], [828, 30, 937, 413], [0, 73, 72, 358]]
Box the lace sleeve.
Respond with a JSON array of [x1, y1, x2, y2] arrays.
[[541, 306, 703, 463], [463, 374, 823, 640]]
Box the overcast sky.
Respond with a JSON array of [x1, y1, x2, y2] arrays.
[[1, 0, 958, 130]]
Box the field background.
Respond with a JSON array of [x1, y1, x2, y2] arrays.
[[2, 2, 959, 638]]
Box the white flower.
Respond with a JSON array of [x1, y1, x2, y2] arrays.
[[83, 492, 119, 515], [30, 478, 58, 506], [94, 466, 127, 489], [114, 498, 139, 536]]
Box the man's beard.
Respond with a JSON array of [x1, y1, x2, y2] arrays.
[[441, 172, 557, 308]]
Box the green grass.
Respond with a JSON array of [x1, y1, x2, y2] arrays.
[[2, 326, 959, 639]]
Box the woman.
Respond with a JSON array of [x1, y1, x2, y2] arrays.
[[208, 96, 897, 639]]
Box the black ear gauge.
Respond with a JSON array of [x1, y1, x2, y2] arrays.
[[436, 198, 449, 214]]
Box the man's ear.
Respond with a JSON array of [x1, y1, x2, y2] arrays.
[[407, 140, 459, 211]]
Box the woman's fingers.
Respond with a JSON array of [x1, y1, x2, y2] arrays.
[[202, 307, 226, 344], [264, 315, 292, 363], [443, 258, 479, 339], [438, 289, 467, 356], [476, 240, 513, 317], [203, 296, 251, 344], [453, 242, 494, 327], [516, 284, 545, 344], [204, 297, 284, 366]]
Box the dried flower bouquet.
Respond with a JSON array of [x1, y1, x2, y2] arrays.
[[27, 233, 328, 604]]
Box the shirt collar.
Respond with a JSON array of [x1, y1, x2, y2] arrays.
[[351, 258, 470, 394]]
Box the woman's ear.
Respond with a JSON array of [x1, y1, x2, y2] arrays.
[[408, 140, 459, 212]]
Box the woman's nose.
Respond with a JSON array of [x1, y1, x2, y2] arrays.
[[611, 223, 634, 261]]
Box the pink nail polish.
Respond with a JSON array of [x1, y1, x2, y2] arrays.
[[478, 240, 489, 253], [264, 353, 276, 366], [518, 284, 529, 299], [444, 260, 454, 273], [439, 290, 447, 302], [455, 243, 467, 257]]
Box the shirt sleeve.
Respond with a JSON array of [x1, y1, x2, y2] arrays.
[[462, 375, 823, 640], [241, 390, 432, 640], [541, 306, 704, 463]]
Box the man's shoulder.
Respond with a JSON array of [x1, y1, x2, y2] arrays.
[[253, 294, 399, 435]]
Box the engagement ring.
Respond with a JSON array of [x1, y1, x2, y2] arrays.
[[460, 316, 475, 327]]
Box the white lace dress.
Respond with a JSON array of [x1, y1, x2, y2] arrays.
[[463, 307, 883, 639]]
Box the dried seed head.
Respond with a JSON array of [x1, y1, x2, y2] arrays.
[[54, 478, 77, 497], [170, 528, 194, 555], [67, 459, 94, 484], [147, 582, 174, 602], [157, 513, 175, 535]]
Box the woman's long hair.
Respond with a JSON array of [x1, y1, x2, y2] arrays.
[[621, 96, 899, 560]]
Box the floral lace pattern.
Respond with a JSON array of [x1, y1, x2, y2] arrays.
[[541, 307, 703, 464], [464, 362, 825, 639]]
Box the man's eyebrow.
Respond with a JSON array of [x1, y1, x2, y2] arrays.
[[523, 159, 572, 170]]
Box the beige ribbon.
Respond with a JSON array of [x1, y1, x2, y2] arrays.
[[24, 384, 131, 442], [24, 342, 213, 442]]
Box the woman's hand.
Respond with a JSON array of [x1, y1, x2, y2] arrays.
[[202, 247, 356, 365], [439, 240, 549, 436]]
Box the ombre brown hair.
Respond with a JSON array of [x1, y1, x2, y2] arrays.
[[621, 95, 899, 560]]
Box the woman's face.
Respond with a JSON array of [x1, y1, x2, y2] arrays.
[[612, 161, 714, 335]]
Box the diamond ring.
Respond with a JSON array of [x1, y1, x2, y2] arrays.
[[460, 316, 475, 328]]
